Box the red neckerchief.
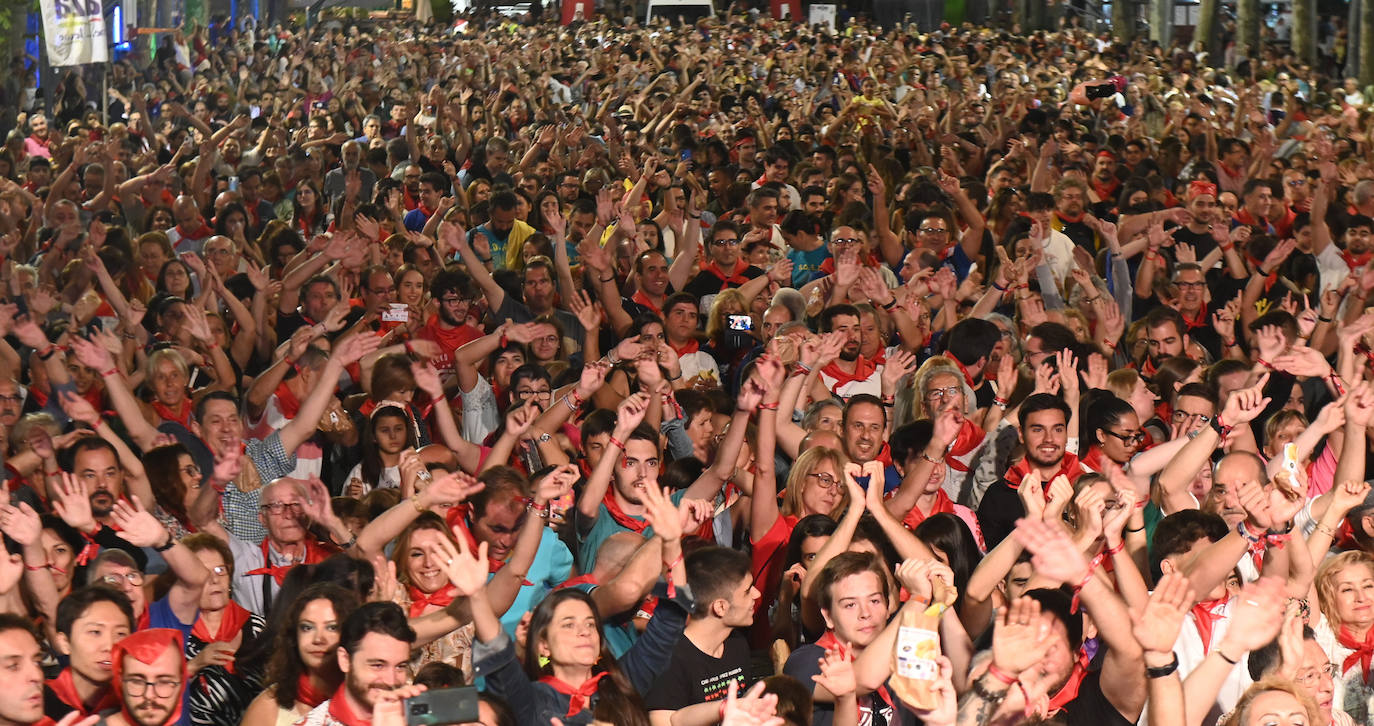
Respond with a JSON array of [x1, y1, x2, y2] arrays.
[[1046, 647, 1093, 713], [1216, 161, 1245, 181], [539, 673, 609, 717], [601, 490, 649, 534], [946, 419, 986, 473], [28, 134, 50, 151], [1003, 454, 1084, 489], [152, 397, 193, 427], [1340, 625, 1374, 682], [417, 203, 437, 218], [326, 685, 372, 726], [243, 538, 333, 584], [818, 251, 881, 275], [1234, 209, 1276, 235], [949, 357, 977, 387], [1055, 210, 1086, 225], [406, 584, 457, 617], [46, 668, 118, 717], [1139, 356, 1160, 379], [702, 259, 751, 288], [1342, 250, 1374, 270], [274, 381, 302, 419], [1090, 177, 1120, 201], [668, 338, 700, 357], [297, 675, 330, 708], [1180, 305, 1209, 331], [631, 289, 664, 317], [820, 356, 878, 390], [1079, 447, 1107, 474], [1249, 538, 1267, 572], [557, 573, 600, 590], [815, 631, 896, 713], [403, 187, 420, 211], [1191, 597, 1228, 653], [191, 600, 251, 644], [900, 489, 957, 530], [175, 221, 213, 242]]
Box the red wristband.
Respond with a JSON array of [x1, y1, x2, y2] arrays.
[[607, 435, 626, 452], [99, 367, 118, 378], [986, 663, 1019, 685]]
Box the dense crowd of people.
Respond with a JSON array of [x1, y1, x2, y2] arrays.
[[2, 7, 1374, 726]]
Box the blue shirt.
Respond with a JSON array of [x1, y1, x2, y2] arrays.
[[787, 245, 831, 286], [494, 528, 574, 638], [576, 489, 687, 572]]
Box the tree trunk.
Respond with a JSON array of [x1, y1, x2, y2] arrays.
[[1364, 0, 1374, 85], [1236, 0, 1260, 63], [1112, 0, 1135, 41], [1150, 0, 1172, 48], [1292, 0, 1314, 64], [1196, 0, 1216, 56]]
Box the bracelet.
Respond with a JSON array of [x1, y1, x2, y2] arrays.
[[1255, 357, 1274, 370], [1223, 338, 1237, 347], [37, 345, 58, 361], [986, 663, 1019, 685], [1070, 552, 1104, 613], [1125, 523, 1146, 533], [1102, 340, 1117, 351], [667, 372, 682, 381], [971, 674, 1010, 703], [403, 341, 415, 356], [1319, 314, 1333, 323], [1329, 372, 1347, 396], [153, 535, 177, 552], [563, 394, 581, 413], [599, 274, 616, 283], [921, 452, 943, 465], [99, 367, 118, 378], [607, 435, 626, 451], [663, 553, 685, 598], [1264, 532, 1291, 549], [1235, 520, 1262, 544], [880, 298, 896, 310], [22, 564, 47, 572], [757, 402, 779, 411], [1315, 520, 1338, 537], [992, 280, 1008, 292], [526, 499, 550, 518], [411, 495, 428, 514], [120, 331, 138, 340], [1217, 648, 1241, 666], [1105, 539, 1126, 556], [1146, 652, 1181, 678], [207, 340, 220, 350], [478, 256, 493, 265], [796, 360, 813, 373], [993, 396, 1009, 409], [607, 349, 620, 365]]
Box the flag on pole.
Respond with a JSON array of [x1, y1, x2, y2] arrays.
[[41, 0, 109, 66]]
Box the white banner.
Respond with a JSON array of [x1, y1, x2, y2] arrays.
[[809, 3, 836, 29], [40, 0, 108, 67]]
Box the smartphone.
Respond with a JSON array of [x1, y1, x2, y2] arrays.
[[404, 687, 479, 726], [228, 176, 239, 192], [1281, 443, 1300, 476], [727, 314, 752, 332], [680, 148, 693, 161]]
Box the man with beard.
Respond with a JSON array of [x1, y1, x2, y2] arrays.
[[1309, 176, 1374, 292], [299, 603, 415, 726], [1139, 307, 1194, 379], [975, 394, 1084, 548], [814, 305, 882, 400], [323, 142, 376, 206], [414, 268, 482, 377], [95, 630, 185, 726], [575, 388, 755, 572], [942, 318, 1002, 410], [0, 614, 97, 726], [1050, 177, 1098, 253], [1167, 263, 1244, 362], [683, 221, 767, 305], [449, 224, 581, 345], [43, 587, 135, 721]]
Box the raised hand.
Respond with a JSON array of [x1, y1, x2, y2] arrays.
[[812, 646, 857, 698], [1131, 571, 1195, 653], [992, 595, 1055, 676], [1017, 471, 1047, 521], [1218, 577, 1287, 653], [51, 473, 96, 533], [109, 496, 170, 548], [59, 391, 102, 427], [0, 502, 41, 546], [1012, 516, 1092, 586], [640, 481, 682, 543], [1220, 372, 1272, 426], [1043, 475, 1074, 522], [1272, 345, 1333, 378], [616, 391, 652, 432], [427, 533, 488, 597]]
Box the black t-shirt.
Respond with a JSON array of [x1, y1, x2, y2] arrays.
[[1170, 224, 1218, 260], [1061, 671, 1135, 726], [784, 643, 899, 726], [644, 631, 750, 712], [975, 477, 1025, 549], [683, 265, 764, 301]]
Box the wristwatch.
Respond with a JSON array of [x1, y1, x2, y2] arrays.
[[537, 432, 553, 444]]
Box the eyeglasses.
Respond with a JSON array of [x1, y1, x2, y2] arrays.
[[207, 565, 230, 577], [122, 677, 182, 698], [1175, 281, 1206, 289], [260, 501, 305, 515], [1294, 664, 1338, 686], [439, 296, 470, 306], [516, 389, 552, 401], [1287, 178, 1307, 187], [925, 386, 962, 402], [806, 472, 841, 491], [1171, 411, 1212, 425], [919, 226, 948, 234], [1105, 430, 1147, 446], [102, 571, 145, 587], [831, 237, 860, 246], [0, 394, 22, 404], [712, 238, 740, 247]]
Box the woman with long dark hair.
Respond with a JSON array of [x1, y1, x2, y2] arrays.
[[342, 404, 417, 496], [239, 584, 360, 726]]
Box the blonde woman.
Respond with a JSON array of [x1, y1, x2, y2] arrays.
[[1314, 551, 1374, 722]]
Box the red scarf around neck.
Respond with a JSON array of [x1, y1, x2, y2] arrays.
[[1342, 250, 1374, 271], [539, 672, 609, 717], [175, 221, 213, 243], [900, 489, 957, 530], [274, 381, 303, 420], [631, 289, 664, 317], [1003, 453, 1084, 489], [601, 490, 649, 534], [406, 583, 457, 617], [820, 356, 878, 390], [1339, 625, 1374, 683], [444, 505, 533, 584], [152, 397, 193, 427], [327, 685, 372, 726], [192, 600, 251, 644], [46, 668, 118, 717], [297, 674, 331, 708], [1046, 647, 1093, 713], [702, 259, 751, 288], [243, 538, 333, 584], [1190, 597, 1228, 654], [815, 631, 896, 712], [945, 419, 986, 473], [668, 338, 701, 357]]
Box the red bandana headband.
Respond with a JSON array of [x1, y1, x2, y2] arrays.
[[1186, 180, 1218, 201]]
